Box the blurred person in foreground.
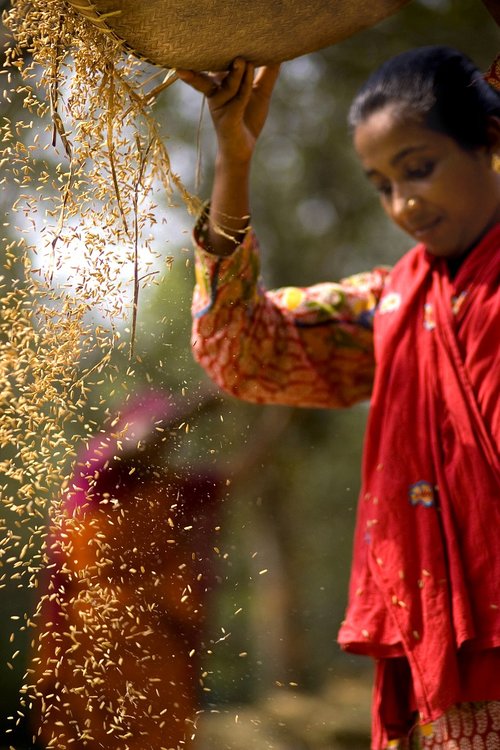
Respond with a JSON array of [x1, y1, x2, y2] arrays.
[[29, 391, 223, 749], [178, 47, 500, 749]]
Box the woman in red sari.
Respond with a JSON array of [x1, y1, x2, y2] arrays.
[[177, 47, 500, 748]]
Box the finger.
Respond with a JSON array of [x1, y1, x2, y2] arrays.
[[253, 64, 281, 98], [244, 64, 279, 136], [215, 58, 248, 102], [232, 61, 255, 106], [176, 69, 222, 97]]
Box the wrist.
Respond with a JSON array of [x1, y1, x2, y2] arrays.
[[215, 151, 252, 177]]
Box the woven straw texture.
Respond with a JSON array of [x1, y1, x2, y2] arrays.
[[67, 0, 410, 70]]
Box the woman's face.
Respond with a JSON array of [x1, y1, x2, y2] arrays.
[[353, 104, 500, 258]]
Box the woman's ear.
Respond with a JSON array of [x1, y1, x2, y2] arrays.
[[486, 115, 500, 150], [484, 116, 500, 171]]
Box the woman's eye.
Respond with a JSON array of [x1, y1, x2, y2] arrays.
[[406, 161, 435, 180], [373, 182, 392, 196]]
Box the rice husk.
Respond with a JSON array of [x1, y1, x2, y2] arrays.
[[1, 1, 201, 740]]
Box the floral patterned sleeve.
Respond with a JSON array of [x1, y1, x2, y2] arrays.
[[191, 218, 390, 409]]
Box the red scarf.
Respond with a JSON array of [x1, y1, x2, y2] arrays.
[[338, 225, 500, 739]]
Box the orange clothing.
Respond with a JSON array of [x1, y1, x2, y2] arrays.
[[30, 395, 221, 749]]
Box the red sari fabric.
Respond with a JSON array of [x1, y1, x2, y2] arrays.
[[338, 225, 500, 745]]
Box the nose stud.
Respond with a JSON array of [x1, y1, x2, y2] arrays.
[[406, 198, 418, 209]]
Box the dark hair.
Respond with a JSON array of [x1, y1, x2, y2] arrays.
[[349, 46, 500, 149]]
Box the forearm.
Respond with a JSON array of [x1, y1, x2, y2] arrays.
[[177, 60, 280, 254], [207, 155, 252, 256]]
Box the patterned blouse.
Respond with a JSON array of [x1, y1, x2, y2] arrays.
[[192, 220, 390, 408]]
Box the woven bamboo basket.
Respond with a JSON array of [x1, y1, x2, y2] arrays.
[[67, 0, 410, 71]]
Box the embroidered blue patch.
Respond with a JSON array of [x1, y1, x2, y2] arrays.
[[408, 481, 435, 507]]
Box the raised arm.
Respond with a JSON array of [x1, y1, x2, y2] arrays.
[[178, 60, 388, 408], [176, 59, 280, 255]]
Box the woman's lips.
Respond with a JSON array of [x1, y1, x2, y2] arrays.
[[410, 217, 442, 241]]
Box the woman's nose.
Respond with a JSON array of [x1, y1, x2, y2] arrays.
[[391, 190, 421, 221], [391, 193, 406, 219]]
